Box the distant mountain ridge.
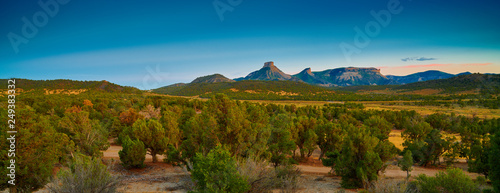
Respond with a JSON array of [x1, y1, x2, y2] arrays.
[[394, 73, 500, 94], [0, 79, 141, 93], [191, 74, 235, 83], [308, 67, 394, 86], [158, 61, 480, 89], [386, 70, 471, 84]]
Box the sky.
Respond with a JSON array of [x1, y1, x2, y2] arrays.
[[1, 0, 500, 89]]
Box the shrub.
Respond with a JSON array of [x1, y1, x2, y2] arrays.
[[191, 146, 250, 193], [413, 168, 482, 193], [235, 157, 302, 193], [119, 136, 146, 168], [236, 158, 276, 193], [47, 155, 121, 193], [274, 164, 302, 193], [366, 179, 415, 193]]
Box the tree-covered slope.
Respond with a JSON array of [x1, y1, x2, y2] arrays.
[[153, 80, 328, 96], [0, 79, 141, 93]]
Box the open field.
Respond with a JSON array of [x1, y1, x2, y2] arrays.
[[232, 99, 500, 118], [239, 100, 332, 107], [358, 101, 500, 119]]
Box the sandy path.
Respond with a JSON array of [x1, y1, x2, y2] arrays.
[[104, 145, 165, 162]]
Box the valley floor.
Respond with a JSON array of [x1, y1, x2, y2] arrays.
[[90, 141, 483, 193]]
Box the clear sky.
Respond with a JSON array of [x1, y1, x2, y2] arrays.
[[1, 0, 500, 89]]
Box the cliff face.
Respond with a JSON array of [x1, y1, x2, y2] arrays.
[[292, 68, 331, 86], [294, 67, 391, 86], [234, 62, 469, 87], [240, 61, 294, 81]]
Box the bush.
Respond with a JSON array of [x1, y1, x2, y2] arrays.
[[366, 179, 415, 193], [191, 146, 250, 193], [413, 168, 482, 193], [48, 155, 121, 193], [274, 165, 302, 193], [119, 136, 146, 168], [235, 157, 302, 193], [236, 158, 275, 193]]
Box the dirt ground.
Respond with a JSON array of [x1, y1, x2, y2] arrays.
[[26, 134, 484, 193], [97, 144, 485, 193]]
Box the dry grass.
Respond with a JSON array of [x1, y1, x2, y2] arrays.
[[239, 100, 330, 107], [400, 89, 442, 95], [360, 102, 500, 119], [44, 89, 88, 95], [388, 130, 404, 150]]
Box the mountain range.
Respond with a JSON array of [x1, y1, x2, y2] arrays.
[[178, 61, 472, 87]]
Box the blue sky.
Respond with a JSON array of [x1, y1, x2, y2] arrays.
[[1, 0, 500, 89]]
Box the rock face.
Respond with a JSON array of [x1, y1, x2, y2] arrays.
[[191, 74, 235, 83], [292, 68, 331, 86], [239, 61, 297, 81], [386, 70, 456, 84], [294, 67, 392, 86], [232, 62, 473, 87]]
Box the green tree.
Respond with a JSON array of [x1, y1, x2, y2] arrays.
[[160, 109, 182, 148], [191, 146, 250, 193], [401, 119, 433, 144], [244, 104, 271, 158], [413, 168, 482, 193], [420, 129, 451, 166], [335, 125, 383, 188], [204, 94, 255, 156], [467, 136, 490, 177], [364, 115, 392, 141], [131, 119, 169, 162], [119, 136, 147, 168], [315, 122, 343, 159], [490, 132, 500, 192], [0, 108, 72, 192], [268, 114, 296, 167], [294, 116, 318, 159], [398, 151, 413, 179], [58, 108, 109, 157], [180, 113, 220, 161]]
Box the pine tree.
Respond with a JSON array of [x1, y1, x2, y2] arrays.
[[119, 136, 147, 168], [131, 119, 169, 162], [399, 151, 414, 179], [0, 108, 72, 192], [489, 132, 500, 192], [335, 125, 383, 188]]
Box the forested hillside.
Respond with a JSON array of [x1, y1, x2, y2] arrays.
[[0, 79, 141, 93], [395, 73, 500, 94], [153, 80, 328, 96]]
